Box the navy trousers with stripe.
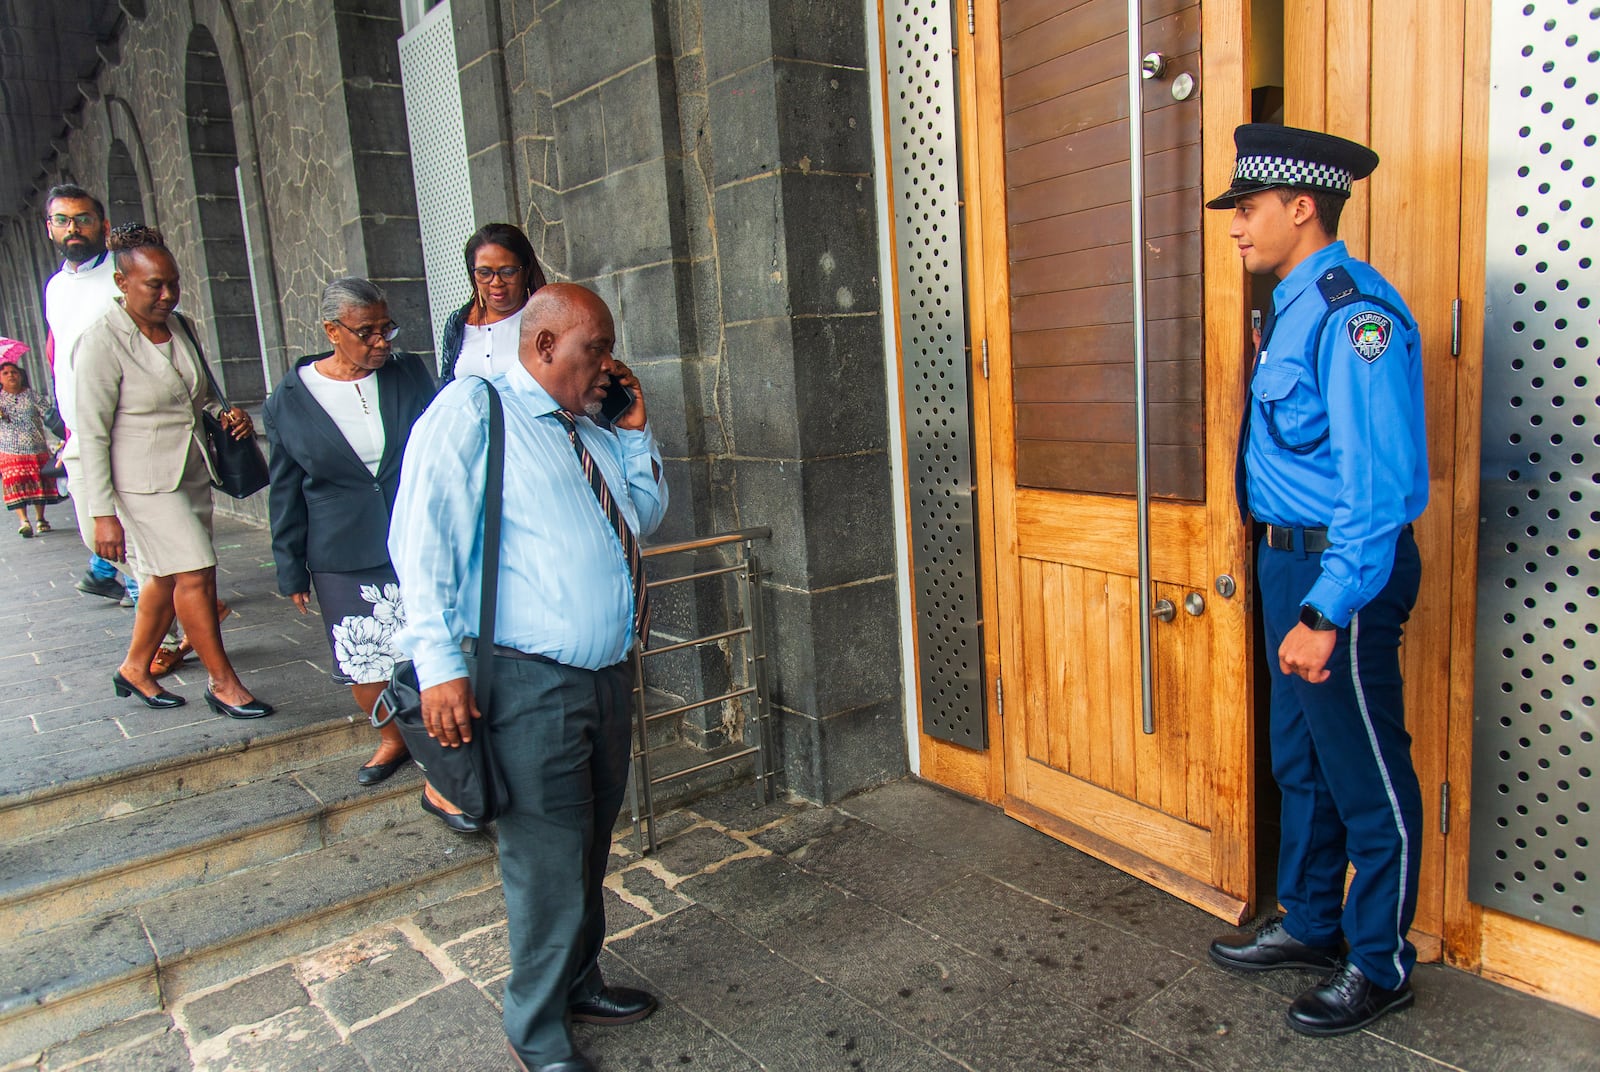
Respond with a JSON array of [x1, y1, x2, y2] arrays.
[[1260, 528, 1423, 989]]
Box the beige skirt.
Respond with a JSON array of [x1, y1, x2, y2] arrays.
[[113, 443, 217, 577]]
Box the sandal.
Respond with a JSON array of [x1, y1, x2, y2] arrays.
[[17, 522, 31, 538], [150, 641, 192, 678], [33, 519, 50, 533]]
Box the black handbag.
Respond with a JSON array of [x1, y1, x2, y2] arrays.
[[370, 380, 510, 822], [173, 314, 270, 499]]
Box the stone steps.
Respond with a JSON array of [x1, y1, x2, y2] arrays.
[[0, 718, 500, 1066]]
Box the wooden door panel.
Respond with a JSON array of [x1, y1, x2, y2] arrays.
[[1014, 493, 1209, 585]]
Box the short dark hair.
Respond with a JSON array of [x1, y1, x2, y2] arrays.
[[107, 222, 169, 271], [44, 184, 106, 220], [463, 223, 546, 291], [1276, 187, 1346, 237]]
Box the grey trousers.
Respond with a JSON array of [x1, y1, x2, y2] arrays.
[[475, 652, 632, 1065]]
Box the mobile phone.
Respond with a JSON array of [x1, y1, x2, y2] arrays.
[[599, 380, 635, 423]]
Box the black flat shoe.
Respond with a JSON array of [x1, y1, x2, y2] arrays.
[[112, 671, 186, 709], [1287, 961, 1414, 1036], [356, 753, 411, 786], [204, 690, 275, 719], [506, 1040, 594, 1072], [1209, 916, 1341, 973], [420, 790, 484, 834], [568, 985, 658, 1026]]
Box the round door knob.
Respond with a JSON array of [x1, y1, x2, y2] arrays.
[[1141, 52, 1167, 80], [1184, 592, 1205, 617], [1152, 598, 1177, 622]]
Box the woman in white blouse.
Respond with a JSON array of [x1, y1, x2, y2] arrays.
[[436, 223, 547, 384], [263, 279, 476, 830]]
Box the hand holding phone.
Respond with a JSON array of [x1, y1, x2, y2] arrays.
[[599, 380, 635, 423]]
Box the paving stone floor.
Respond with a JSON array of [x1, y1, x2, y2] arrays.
[[5, 777, 1594, 1072], [4, 504, 1599, 1072]]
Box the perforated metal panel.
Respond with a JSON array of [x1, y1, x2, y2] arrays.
[[1469, 0, 1599, 941], [885, 0, 985, 747], [398, 1, 475, 362]]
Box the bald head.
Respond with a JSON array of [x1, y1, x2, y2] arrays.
[[519, 283, 617, 415]]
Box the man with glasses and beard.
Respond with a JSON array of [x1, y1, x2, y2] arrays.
[[41, 184, 136, 604]]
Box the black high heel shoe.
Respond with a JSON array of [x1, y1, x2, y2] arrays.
[[204, 690, 275, 719], [112, 671, 186, 709]]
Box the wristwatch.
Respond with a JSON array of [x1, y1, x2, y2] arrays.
[[1299, 604, 1338, 631]]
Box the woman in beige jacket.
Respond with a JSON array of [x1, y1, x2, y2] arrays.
[[73, 224, 272, 718]]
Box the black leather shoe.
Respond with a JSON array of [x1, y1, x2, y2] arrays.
[[1288, 961, 1414, 1036], [1209, 917, 1341, 973], [204, 690, 275, 719], [506, 1040, 594, 1071], [356, 753, 410, 786], [421, 790, 484, 834], [113, 671, 186, 709], [568, 985, 658, 1026]]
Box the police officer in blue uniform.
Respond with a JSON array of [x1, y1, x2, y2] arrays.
[[1203, 125, 1429, 1037]]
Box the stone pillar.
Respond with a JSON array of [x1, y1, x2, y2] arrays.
[[701, 0, 906, 801]]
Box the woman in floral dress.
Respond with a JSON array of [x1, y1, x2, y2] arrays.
[[262, 278, 475, 830], [0, 361, 64, 537]]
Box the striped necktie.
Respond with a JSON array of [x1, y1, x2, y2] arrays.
[[552, 410, 650, 648]]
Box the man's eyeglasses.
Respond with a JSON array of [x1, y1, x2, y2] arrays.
[[334, 319, 401, 344], [46, 213, 99, 229], [472, 266, 525, 282]]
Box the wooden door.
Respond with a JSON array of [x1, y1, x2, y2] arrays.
[[969, 0, 1256, 921]]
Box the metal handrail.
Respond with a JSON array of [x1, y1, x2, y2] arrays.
[[627, 527, 774, 852]]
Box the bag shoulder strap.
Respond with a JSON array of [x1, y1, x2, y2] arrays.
[[171, 312, 231, 411], [472, 378, 506, 717]]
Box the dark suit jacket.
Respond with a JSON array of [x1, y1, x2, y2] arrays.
[[263, 351, 436, 596]]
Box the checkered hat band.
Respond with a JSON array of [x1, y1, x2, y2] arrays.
[[1233, 154, 1353, 193]]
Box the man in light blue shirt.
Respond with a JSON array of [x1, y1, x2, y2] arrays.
[[390, 284, 667, 1072]]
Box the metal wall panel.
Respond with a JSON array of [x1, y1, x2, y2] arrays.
[[398, 1, 475, 361], [1469, 0, 1598, 941], [884, 0, 986, 747]]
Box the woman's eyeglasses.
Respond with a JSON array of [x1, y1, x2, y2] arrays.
[[334, 320, 401, 344], [472, 266, 525, 282]]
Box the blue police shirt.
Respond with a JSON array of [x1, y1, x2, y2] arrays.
[[1245, 240, 1428, 627]]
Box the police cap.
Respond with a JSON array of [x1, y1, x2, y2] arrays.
[[1205, 124, 1380, 210]]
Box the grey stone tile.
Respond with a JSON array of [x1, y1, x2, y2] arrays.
[[411, 886, 507, 945], [314, 944, 446, 1029], [39, 1010, 174, 1071], [1126, 963, 1440, 1071], [602, 882, 653, 936], [1081, 877, 1237, 960], [687, 783, 809, 835], [750, 805, 854, 855], [346, 979, 505, 1071], [605, 905, 815, 1035], [727, 979, 967, 1072], [1364, 962, 1600, 1071], [178, 964, 308, 1044], [64, 1025, 192, 1072], [934, 985, 1203, 1072], [4, 911, 155, 1019], [648, 824, 751, 879], [578, 998, 759, 1072], [785, 815, 971, 914], [615, 865, 692, 921], [761, 893, 1014, 1037], [203, 1005, 364, 1072], [905, 874, 1190, 1023], [445, 921, 511, 985], [676, 854, 850, 944]]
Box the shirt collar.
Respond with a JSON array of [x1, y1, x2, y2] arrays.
[[1272, 240, 1348, 314], [502, 358, 565, 418]]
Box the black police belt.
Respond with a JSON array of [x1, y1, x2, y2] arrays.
[[1258, 265, 1415, 457], [1264, 525, 1331, 553]]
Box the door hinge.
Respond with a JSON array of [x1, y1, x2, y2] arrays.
[[1450, 299, 1462, 357], [966, 0, 975, 35], [994, 676, 1003, 717], [1440, 780, 1450, 834], [980, 337, 989, 379]]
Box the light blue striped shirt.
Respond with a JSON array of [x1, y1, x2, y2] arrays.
[[389, 364, 667, 687]]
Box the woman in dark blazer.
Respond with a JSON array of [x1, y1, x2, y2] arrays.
[[264, 278, 475, 831]]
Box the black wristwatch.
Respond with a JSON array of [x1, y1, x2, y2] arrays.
[[1299, 604, 1338, 631]]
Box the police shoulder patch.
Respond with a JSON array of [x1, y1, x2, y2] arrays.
[[1346, 310, 1392, 363]]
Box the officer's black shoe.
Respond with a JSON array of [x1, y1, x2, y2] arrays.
[[1208, 916, 1341, 973], [1287, 961, 1414, 1037]]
